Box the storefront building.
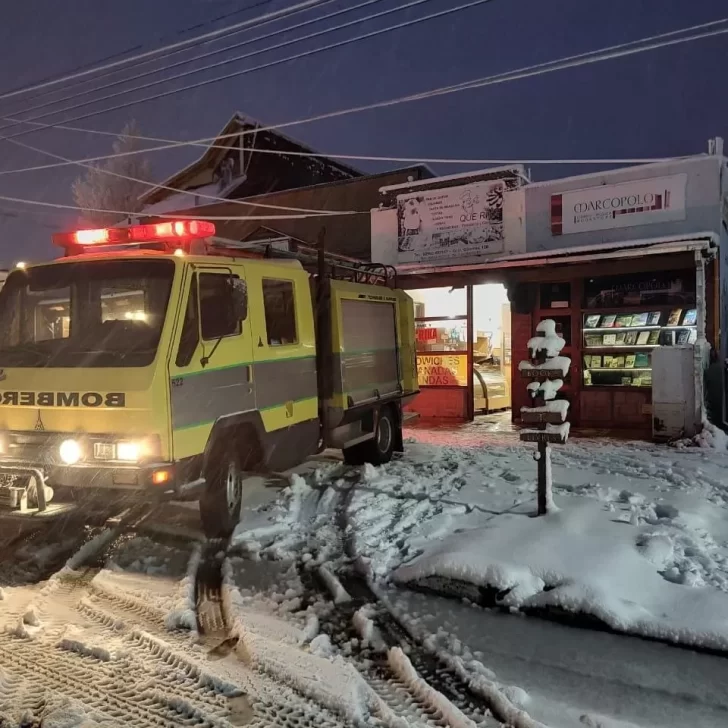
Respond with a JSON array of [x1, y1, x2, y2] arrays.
[[371, 142, 728, 438]]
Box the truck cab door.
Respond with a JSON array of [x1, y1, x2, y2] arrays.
[[167, 265, 254, 465]]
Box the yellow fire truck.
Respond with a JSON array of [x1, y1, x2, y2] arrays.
[[0, 220, 418, 536]]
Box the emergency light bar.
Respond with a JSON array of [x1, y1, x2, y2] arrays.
[[52, 220, 216, 250]]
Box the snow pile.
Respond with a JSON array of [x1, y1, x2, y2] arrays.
[[527, 319, 565, 358], [394, 499, 728, 650], [521, 399, 570, 417], [675, 419, 728, 451]]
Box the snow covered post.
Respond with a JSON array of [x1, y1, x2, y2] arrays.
[[518, 319, 571, 515]]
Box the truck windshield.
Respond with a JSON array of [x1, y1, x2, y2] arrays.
[[0, 259, 175, 368]]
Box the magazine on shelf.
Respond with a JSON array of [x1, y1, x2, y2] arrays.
[[584, 314, 601, 328], [677, 330, 691, 345], [667, 308, 682, 326], [615, 333, 626, 345], [636, 331, 651, 345], [647, 330, 660, 345], [600, 314, 617, 328], [625, 354, 636, 368], [603, 333, 617, 346], [603, 355, 614, 368], [615, 314, 633, 328], [624, 332, 638, 345], [635, 352, 650, 367], [682, 308, 697, 326], [585, 334, 602, 347], [614, 355, 626, 368], [591, 355, 602, 368], [631, 312, 649, 327], [647, 311, 662, 325]]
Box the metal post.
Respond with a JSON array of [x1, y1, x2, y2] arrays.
[[536, 440, 547, 515], [694, 250, 709, 434], [466, 284, 474, 421]]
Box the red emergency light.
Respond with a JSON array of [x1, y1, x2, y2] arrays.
[[52, 220, 216, 251]]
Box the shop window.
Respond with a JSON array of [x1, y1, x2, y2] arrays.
[[263, 279, 297, 346], [581, 269, 696, 390], [583, 270, 695, 309], [540, 282, 571, 309]]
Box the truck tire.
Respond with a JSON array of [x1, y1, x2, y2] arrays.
[[199, 445, 244, 539], [343, 406, 397, 466]]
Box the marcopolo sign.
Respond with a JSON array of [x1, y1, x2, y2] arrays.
[[550, 173, 688, 236]]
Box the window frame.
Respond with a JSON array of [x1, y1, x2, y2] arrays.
[[261, 277, 298, 348], [197, 271, 243, 343]]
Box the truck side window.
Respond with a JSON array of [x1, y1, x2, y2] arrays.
[[200, 272, 241, 340], [262, 279, 297, 346], [176, 275, 199, 367]]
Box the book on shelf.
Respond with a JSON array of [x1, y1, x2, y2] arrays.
[[624, 331, 638, 345], [600, 314, 617, 328], [585, 334, 602, 347], [615, 314, 633, 328], [622, 376, 632, 385], [667, 308, 682, 326], [647, 330, 660, 345], [636, 331, 651, 345], [584, 314, 601, 328], [583, 355, 592, 369], [614, 355, 626, 368], [642, 372, 653, 386], [631, 312, 649, 326], [682, 308, 697, 326], [603, 333, 617, 345], [635, 352, 650, 367], [647, 311, 661, 325], [688, 329, 697, 344], [591, 355, 602, 368], [625, 354, 636, 368], [677, 330, 691, 345], [603, 355, 614, 368], [615, 332, 626, 345]]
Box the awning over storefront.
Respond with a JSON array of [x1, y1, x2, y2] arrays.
[[398, 233, 719, 288]]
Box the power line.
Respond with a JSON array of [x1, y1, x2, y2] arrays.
[[0, 192, 364, 221], [3, 0, 476, 139], [4, 114, 679, 166], [0, 0, 274, 101], [0, 16, 724, 176], [5, 0, 343, 122], [2, 133, 358, 216], [0, 0, 330, 103], [4, 11, 724, 157]]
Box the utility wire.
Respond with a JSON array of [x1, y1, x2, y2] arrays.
[[2, 133, 358, 215], [4, 0, 344, 121], [2, 0, 480, 139], [0, 0, 330, 103], [0, 0, 275, 101], [3, 114, 680, 166], [0, 193, 364, 221], [0, 17, 724, 176]]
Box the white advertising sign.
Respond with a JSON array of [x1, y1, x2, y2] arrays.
[[551, 173, 687, 236], [396, 180, 506, 263]]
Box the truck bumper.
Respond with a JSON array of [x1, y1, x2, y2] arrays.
[[0, 459, 180, 512]]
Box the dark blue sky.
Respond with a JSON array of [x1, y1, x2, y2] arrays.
[[0, 0, 726, 264]]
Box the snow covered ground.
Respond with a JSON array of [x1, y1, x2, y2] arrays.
[[227, 428, 728, 727]]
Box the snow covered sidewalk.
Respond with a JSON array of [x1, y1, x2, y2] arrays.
[[252, 433, 728, 653]]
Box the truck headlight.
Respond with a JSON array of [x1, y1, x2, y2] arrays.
[[59, 439, 82, 465], [116, 441, 141, 462]]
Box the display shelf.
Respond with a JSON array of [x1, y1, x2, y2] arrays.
[[582, 303, 695, 314], [583, 345, 656, 350], [583, 326, 661, 333], [588, 367, 651, 372]]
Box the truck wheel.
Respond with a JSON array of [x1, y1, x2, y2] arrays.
[[343, 406, 397, 467], [200, 446, 244, 539]]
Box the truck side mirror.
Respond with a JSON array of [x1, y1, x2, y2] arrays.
[[231, 278, 248, 321]]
